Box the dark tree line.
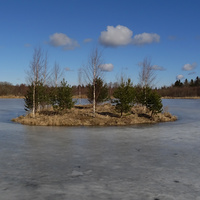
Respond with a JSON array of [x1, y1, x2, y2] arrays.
[[2, 76, 199, 100], [0, 81, 111, 98], [157, 76, 200, 97], [0, 82, 27, 96]]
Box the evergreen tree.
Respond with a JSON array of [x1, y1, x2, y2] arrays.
[[49, 86, 59, 110], [146, 90, 163, 117], [56, 79, 74, 110], [184, 79, 189, 87], [24, 81, 47, 112], [135, 86, 148, 106], [113, 78, 135, 117], [194, 76, 200, 86], [190, 79, 194, 87], [174, 80, 183, 87], [87, 77, 108, 104], [136, 86, 163, 117]]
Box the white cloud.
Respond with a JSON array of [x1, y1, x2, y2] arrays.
[[176, 74, 184, 80], [99, 25, 133, 47], [99, 63, 114, 72], [99, 25, 160, 47], [182, 63, 197, 71], [49, 33, 79, 50], [151, 65, 165, 71], [133, 33, 160, 45], [83, 38, 92, 43]]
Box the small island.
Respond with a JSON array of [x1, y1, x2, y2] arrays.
[[12, 50, 178, 126], [13, 103, 177, 126]]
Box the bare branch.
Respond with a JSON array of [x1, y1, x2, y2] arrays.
[[42, 51, 50, 85], [26, 47, 48, 85], [50, 62, 64, 87], [139, 57, 156, 88]]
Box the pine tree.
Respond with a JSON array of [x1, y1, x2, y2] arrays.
[[113, 78, 135, 117], [136, 86, 163, 117], [56, 79, 74, 111], [87, 77, 108, 104], [146, 90, 163, 117], [24, 81, 47, 112]]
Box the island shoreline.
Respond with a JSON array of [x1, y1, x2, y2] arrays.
[[12, 103, 177, 126]]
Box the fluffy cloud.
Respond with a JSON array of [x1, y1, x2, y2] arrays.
[[133, 33, 160, 45], [176, 74, 184, 80], [99, 63, 114, 72], [151, 65, 165, 71], [99, 25, 160, 47], [182, 63, 197, 71], [49, 33, 79, 50], [99, 25, 133, 47]]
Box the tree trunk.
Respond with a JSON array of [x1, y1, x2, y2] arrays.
[[33, 81, 35, 118], [144, 86, 147, 113], [93, 72, 96, 117]]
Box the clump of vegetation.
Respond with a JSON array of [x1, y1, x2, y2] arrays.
[[24, 79, 74, 114], [136, 87, 163, 118], [113, 78, 135, 117], [11, 48, 177, 126], [50, 79, 74, 111], [87, 77, 108, 105], [146, 89, 163, 117], [24, 81, 49, 112]]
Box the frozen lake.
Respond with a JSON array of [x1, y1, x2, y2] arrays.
[[0, 98, 200, 200]]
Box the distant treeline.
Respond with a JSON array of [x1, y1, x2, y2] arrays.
[[0, 81, 117, 98], [0, 82, 27, 96], [157, 76, 200, 97], [1, 76, 200, 98]]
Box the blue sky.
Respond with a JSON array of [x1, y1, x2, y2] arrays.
[[0, 0, 200, 87]]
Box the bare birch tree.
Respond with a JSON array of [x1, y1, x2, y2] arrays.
[[139, 57, 156, 89], [26, 47, 46, 117], [83, 47, 103, 117], [78, 68, 82, 104], [138, 57, 156, 110], [42, 52, 49, 85], [51, 62, 63, 87]]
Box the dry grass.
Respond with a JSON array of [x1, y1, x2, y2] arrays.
[[0, 95, 24, 99], [12, 103, 177, 126], [162, 96, 200, 99]]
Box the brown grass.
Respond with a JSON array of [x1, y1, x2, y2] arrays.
[[0, 95, 24, 99], [12, 103, 177, 126], [162, 96, 200, 99]]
